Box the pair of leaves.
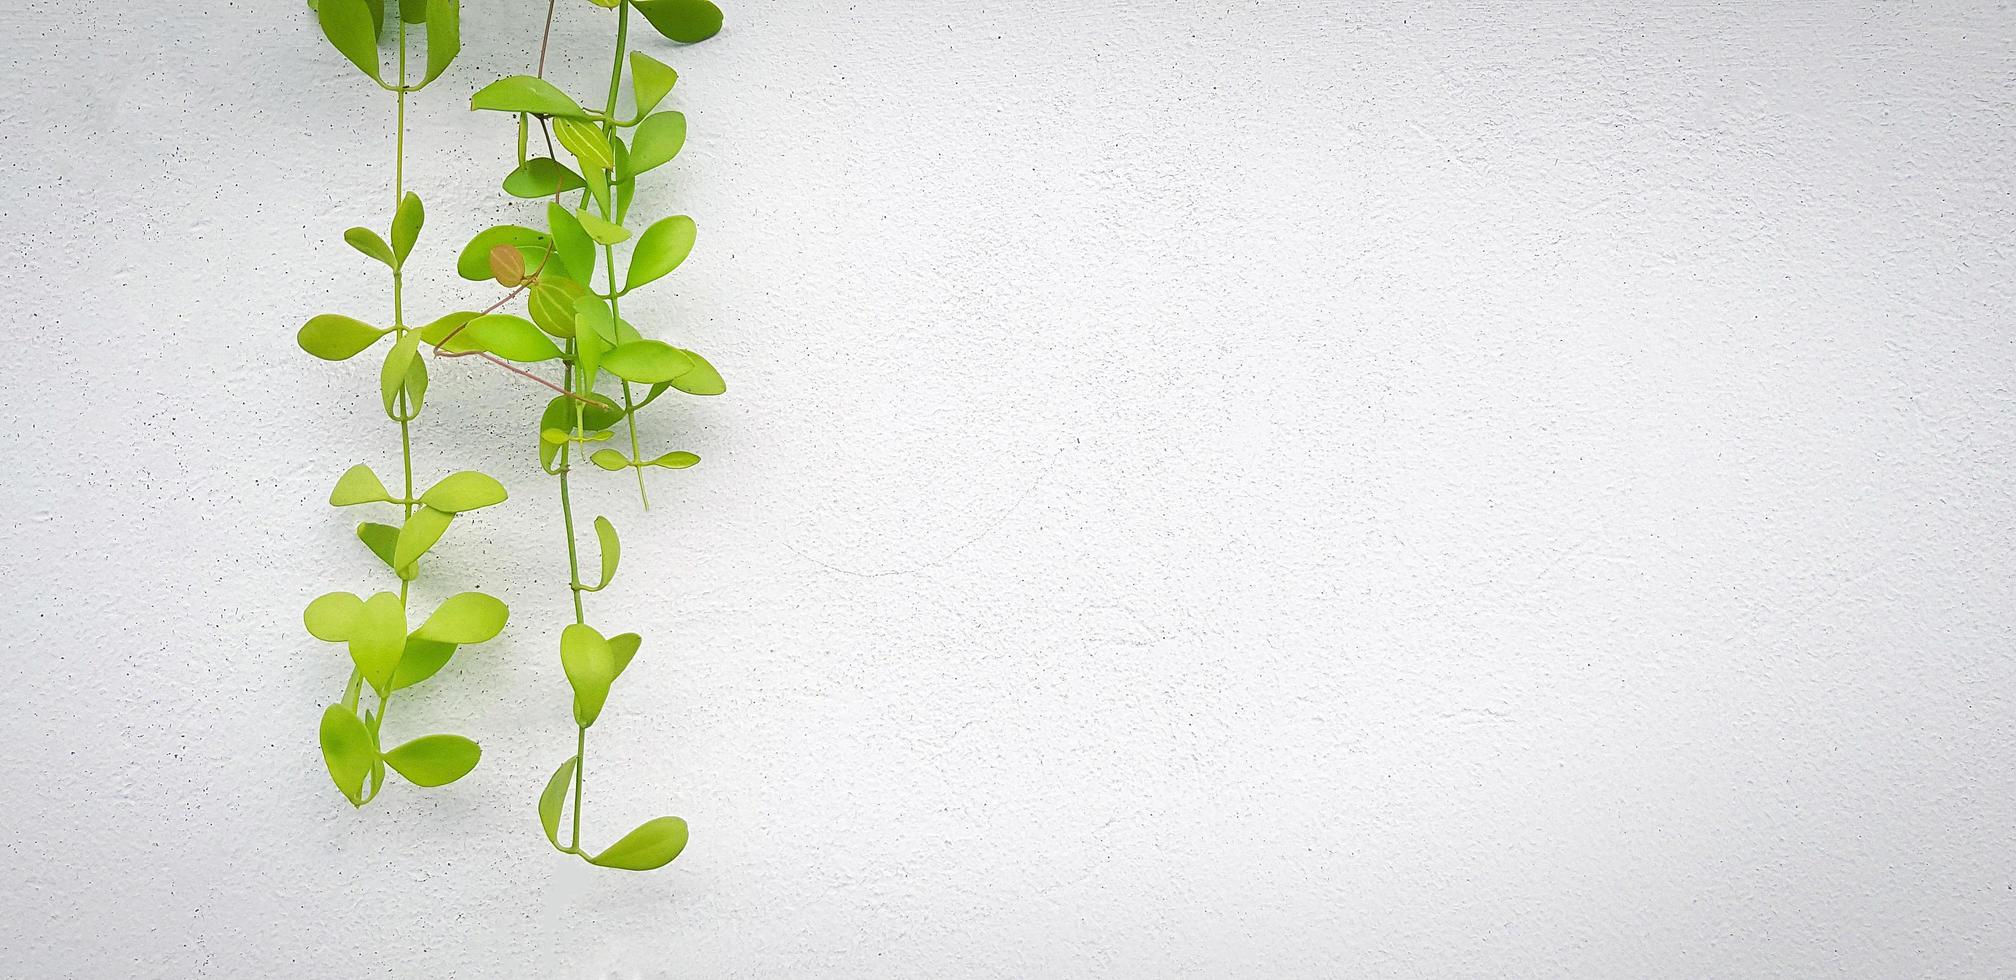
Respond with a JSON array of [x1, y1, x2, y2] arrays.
[[330, 466, 504, 510], [590, 449, 699, 471], [537, 760, 689, 871], [342, 193, 418, 269], [304, 590, 507, 685], [380, 329, 428, 419], [559, 624, 641, 727], [317, 0, 460, 85], [321, 706, 479, 803]]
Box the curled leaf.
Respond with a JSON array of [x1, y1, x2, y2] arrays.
[[320, 705, 375, 805], [539, 755, 579, 848]]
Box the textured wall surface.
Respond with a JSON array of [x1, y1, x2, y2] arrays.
[[2, 1, 2012, 976]]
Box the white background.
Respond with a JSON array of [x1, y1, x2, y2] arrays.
[[2, 1, 2012, 976]]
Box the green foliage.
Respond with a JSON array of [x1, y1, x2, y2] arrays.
[[299, 0, 502, 814], [300, 0, 729, 868]]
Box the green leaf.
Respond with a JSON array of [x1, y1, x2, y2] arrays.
[[349, 591, 407, 695], [304, 591, 365, 642], [629, 52, 678, 120], [624, 215, 695, 292], [357, 522, 401, 570], [632, 0, 723, 43], [528, 278, 585, 337], [298, 314, 388, 361], [575, 207, 629, 245], [422, 471, 507, 512], [462, 314, 565, 362], [412, 592, 508, 644], [383, 734, 481, 786], [668, 348, 725, 395], [553, 116, 614, 173], [329, 464, 390, 506], [593, 516, 619, 589], [627, 111, 687, 175], [403, 352, 430, 417], [344, 227, 395, 266], [546, 204, 596, 283], [539, 756, 579, 848], [422, 0, 460, 85], [393, 506, 454, 569], [560, 624, 616, 727], [392, 192, 424, 264], [602, 340, 694, 383], [577, 316, 608, 387], [589, 816, 689, 871], [458, 225, 551, 280], [319, 705, 376, 805], [503, 157, 585, 198], [650, 451, 701, 469], [470, 75, 591, 118], [608, 632, 642, 679], [590, 449, 630, 471], [400, 0, 429, 23], [317, 0, 382, 80], [582, 163, 612, 216], [390, 637, 456, 691]]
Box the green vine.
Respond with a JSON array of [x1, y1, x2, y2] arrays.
[[297, 0, 507, 807], [296, 0, 727, 872]]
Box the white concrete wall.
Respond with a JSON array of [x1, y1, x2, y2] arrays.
[[2, 1, 2011, 976]]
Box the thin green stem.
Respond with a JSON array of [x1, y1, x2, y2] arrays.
[[570, 725, 587, 850], [373, 20, 415, 756]]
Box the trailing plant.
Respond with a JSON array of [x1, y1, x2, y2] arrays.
[[452, 0, 728, 872], [296, 0, 509, 806], [293, 0, 727, 873]]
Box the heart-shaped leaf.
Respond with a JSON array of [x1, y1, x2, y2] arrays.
[[627, 111, 686, 175], [539, 755, 579, 848], [393, 506, 454, 569], [422, 0, 460, 85], [632, 0, 724, 43], [391, 192, 424, 264], [458, 225, 551, 280], [624, 215, 695, 293], [344, 227, 395, 267], [589, 816, 689, 870], [317, 0, 382, 80], [298, 314, 388, 361], [320, 704, 376, 805], [560, 624, 616, 727], [348, 591, 407, 695], [629, 52, 678, 120], [304, 591, 365, 642], [470, 75, 591, 118], [668, 349, 725, 395], [504, 157, 585, 199], [383, 734, 481, 786], [422, 471, 507, 512], [412, 591, 509, 644], [330, 464, 391, 506]]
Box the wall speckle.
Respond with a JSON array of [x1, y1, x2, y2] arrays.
[[1, 1, 2011, 976]]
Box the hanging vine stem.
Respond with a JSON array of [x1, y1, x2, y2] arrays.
[[297, 0, 511, 808], [452, 0, 728, 871]]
